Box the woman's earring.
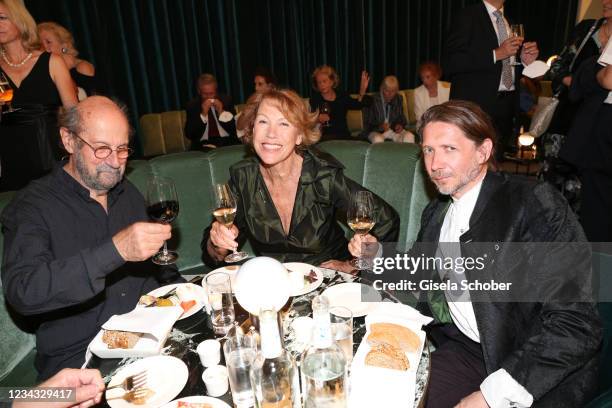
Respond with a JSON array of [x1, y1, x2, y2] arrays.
[[61, 47, 68, 54]]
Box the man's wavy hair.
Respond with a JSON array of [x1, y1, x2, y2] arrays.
[[418, 100, 497, 168]]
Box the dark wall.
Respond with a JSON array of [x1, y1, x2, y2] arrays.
[[25, 0, 579, 153]]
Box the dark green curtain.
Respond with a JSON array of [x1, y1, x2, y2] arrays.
[[25, 0, 579, 156]]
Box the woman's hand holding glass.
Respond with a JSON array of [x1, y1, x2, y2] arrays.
[[211, 183, 249, 263], [348, 233, 379, 259], [209, 221, 241, 256]]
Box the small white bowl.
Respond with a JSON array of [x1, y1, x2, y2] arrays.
[[196, 339, 221, 368], [202, 365, 229, 397], [291, 316, 314, 345]]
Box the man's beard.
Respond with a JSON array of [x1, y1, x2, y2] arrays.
[[75, 150, 124, 192], [431, 159, 482, 196]]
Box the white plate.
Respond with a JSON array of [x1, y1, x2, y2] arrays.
[[321, 282, 382, 317], [283, 262, 324, 296], [202, 265, 241, 292], [146, 283, 207, 320], [106, 355, 188, 408], [160, 395, 231, 408]]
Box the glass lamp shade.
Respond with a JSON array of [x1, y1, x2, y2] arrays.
[[234, 257, 291, 316], [518, 134, 535, 146]]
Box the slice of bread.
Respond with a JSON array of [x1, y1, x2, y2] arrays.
[[366, 330, 401, 350], [365, 344, 410, 371], [369, 322, 421, 353], [102, 330, 142, 349]]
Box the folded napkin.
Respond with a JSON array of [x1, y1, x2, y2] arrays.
[[522, 60, 549, 79], [102, 306, 183, 338], [369, 302, 433, 327]]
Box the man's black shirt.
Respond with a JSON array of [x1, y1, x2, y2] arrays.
[[1, 164, 182, 380]]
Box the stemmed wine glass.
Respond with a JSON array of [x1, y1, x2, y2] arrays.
[[0, 73, 16, 113], [213, 183, 249, 263], [347, 190, 376, 270], [146, 176, 180, 265], [320, 102, 331, 127], [510, 24, 525, 66]]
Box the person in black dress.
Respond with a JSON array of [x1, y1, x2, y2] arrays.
[[310, 65, 371, 141], [38, 21, 99, 99], [0, 0, 78, 192]]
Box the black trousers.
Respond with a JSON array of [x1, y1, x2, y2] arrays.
[[487, 91, 517, 161], [425, 324, 487, 408], [579, 168, 612, 242]]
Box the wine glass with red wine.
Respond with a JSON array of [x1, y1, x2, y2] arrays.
[[146, 176, 179, 265]]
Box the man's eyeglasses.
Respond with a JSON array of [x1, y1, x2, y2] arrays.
[[71, 132, 133, 159]]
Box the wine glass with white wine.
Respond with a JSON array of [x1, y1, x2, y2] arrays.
[[510, 24, 525, 66], [347, 190, 376, 270], [213, 183, 249, 263]]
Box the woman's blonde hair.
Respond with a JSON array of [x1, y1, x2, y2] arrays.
[[38, 21, 79, 56], [0, 0, 40, 52], [237, 88, 320, 151], [311, 65, 339, 91]]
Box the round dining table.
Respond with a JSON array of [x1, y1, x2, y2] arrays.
[[90, 267, 430, 407]]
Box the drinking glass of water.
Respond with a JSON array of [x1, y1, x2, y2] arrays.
[[205, 272, 235, 336], [330, 306, 354, 365], [223, 335, 257, 408]]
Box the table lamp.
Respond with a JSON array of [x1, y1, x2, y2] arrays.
[[234, 256, 291, 317]]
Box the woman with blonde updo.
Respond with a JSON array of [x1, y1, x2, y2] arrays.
[[204, 88, 398, 270], [38, 21, 98, 98]]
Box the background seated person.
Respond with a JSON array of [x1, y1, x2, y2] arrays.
[[414, 61, 450, 128], [202, 89, 398, 271], [253, 66, 278, 94], [1, 96, 182, 380], [361, 75, 414, 143], [185, 73, 239, 151], [310, 65, 372, 141]]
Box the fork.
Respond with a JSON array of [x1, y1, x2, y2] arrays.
[[106, 387, 150, 403], [106, 370, 147, 391]]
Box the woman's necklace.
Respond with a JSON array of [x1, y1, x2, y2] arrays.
[[0, 48, 33, 68]]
